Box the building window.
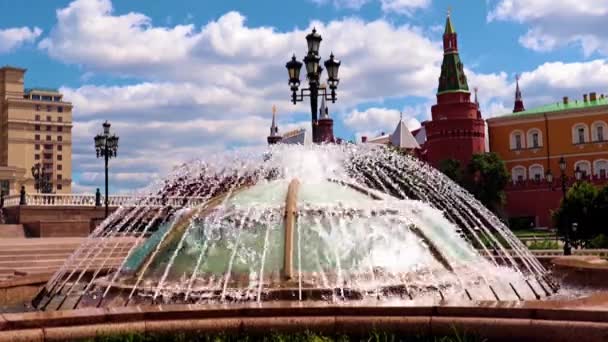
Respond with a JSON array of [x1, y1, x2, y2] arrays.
[[58, 117, 62, 122], [529, 164, 544, 182], [47, 116, 51, 121], [57, 175, 62, 181], [57, 184, 62, 190], [44, 153, 52, 160], [515, 134, 522, 149], [46, 125, 51, 131], [34, 154, 40, 160], [0, 180, 9, 195], [510, 130, 525, 150], [35, 144, 40, 150], [57, 164, 62, 171], [594, 159, 608, 178], [598, 126, 605, 142], [574, 160, 591, 178], [57, 106, 63, 113], [592, 121, 608, 142], [35, 134, 40, 141], [44, 144, 53, 150], [35, 115, 40, 121], [511, 166, 526, 183], [46, 135, 51, 141], [57, 145, 62, 151], [35, 105, 40, 111], [532, 133, 539, 148], [57, 155, 62, 161], [57, 136, 63, 142], [35, 125, 40, 131], [578, 128, 585, 144], [47, 105, 52, 112], [57, 126, 63, 132]]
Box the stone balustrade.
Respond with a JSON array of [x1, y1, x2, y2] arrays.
[[1, 193, 206, 208]]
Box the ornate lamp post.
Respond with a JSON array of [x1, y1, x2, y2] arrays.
[[558, 156, 572, 255], [286, 28, 341, 143], [94, 121, 119, 218], [546, 169, 554, 190], [575, 167, 583, 181], [31, 163, 52, 194]]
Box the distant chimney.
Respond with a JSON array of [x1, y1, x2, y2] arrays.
[[563, 96, 569, 105], [583, 94, 588, 102], [590, 92, 597, 102], [362, 136, 368, 143]]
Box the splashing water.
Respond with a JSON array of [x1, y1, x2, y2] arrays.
[[33, 144, 557, 310]]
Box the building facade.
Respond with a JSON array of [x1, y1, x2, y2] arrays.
[[0, 66, 73, 194], [487, 91, 608, 227], [422, 13, 486, 169]]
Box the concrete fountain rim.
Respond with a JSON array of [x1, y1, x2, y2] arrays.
[[3, 297, 608, 341]]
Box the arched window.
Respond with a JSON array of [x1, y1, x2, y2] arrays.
[[510, 130, 525, 150], [574, 160, 591, 178], [591, 121, 608, 142], [529, 164, 544, 182], [526, 128, 542, 148], [594, 159, 608, 179], [572, 123, 589, 144], [511, 166, 526, 183]]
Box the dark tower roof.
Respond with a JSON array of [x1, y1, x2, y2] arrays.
[[437, 10, 469, 95], [513, 74, 525, 113], [267, 105, 282, 145]]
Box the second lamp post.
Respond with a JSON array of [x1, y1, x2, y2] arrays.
[[94, 121, 119, 218], [286, 28, 341, 143]]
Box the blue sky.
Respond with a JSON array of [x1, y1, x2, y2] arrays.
[[1, 0, 607, 193]]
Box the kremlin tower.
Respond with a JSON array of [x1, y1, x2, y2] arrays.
[[422, 11, 486, 168], [513, 75, 525, 113], [317, 94, 335, 143], [267, 105, 282, 145]]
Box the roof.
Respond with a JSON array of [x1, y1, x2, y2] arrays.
[[25, 87, 60, 94], [390, 120, 421, 149], [444, 14, 455, 35], [490, 96, 608, 121]]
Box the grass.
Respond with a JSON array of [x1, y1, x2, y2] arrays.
[[512, 229, 555, 238], [83, 330, 487, 342], [527, 240, 560, 250]]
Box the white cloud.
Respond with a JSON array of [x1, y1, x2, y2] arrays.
[[380, 0, 431, 15], [0, 26, 42, 53], [39, 0, 445, 192], [488, 0, 608, 56], [310, 0, 431, 13]]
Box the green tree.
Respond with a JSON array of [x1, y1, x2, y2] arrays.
[[465, 153, 509, 213], [553, 181, 598, 248], [439, 158, 463, 184]]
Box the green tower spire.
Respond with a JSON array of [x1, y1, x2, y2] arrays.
[[437, 10, 470, 95]]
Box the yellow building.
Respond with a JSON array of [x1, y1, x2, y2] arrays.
[[0, 66, 72, 194], [488, 92, 608, 182]]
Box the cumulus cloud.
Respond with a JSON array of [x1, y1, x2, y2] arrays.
[[0, 26, 42, 53], [311, 0, 431, 13], [488, 0, 608, 56]]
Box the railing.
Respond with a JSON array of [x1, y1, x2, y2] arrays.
[[1, 193, 207, 208]]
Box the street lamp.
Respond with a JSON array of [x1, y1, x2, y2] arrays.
[[546, 169, 554, 190], [31, 163, 52, 194], [558, 156, 572, 255], [575, 167, 583, 181], [94, 121, 119, 218], [286, 28, 341, 143]]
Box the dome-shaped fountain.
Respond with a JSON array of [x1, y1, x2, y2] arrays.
[[33, 144, 556, 311]]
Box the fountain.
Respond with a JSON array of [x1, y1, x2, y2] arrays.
[[32, 144, 557, 311]]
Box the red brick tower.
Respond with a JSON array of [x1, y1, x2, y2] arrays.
[[422, 11, 486, 168], [317, 95, 335, 143], [513, 74, 525, 113]]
